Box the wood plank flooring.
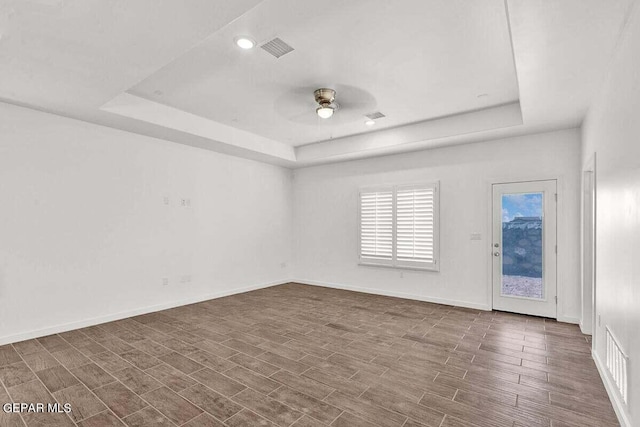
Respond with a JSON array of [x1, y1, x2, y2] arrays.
[[0, 283, 618, 426]]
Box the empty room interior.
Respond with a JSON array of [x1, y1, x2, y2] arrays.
[[1, 1, 639, 426]]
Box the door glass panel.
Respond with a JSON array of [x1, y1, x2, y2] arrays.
[[501, 193, 544, 299]]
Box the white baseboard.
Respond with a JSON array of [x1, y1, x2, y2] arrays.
[[295, 279, 491, 311], [592, 349, 631, 427], [0, 280, 287, 346], [557, 315, 580, 325], [0, 278, 583, 346], [579, 320, 593, 335]]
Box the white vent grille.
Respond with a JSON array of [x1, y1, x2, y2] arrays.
[[606, 327, 628, 404], [365, 111, 386, 120], [260, 38, 294, 58]]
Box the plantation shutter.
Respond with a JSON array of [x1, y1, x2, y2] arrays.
[[396, 185, 437, 266], [359, 190, 393, 261]]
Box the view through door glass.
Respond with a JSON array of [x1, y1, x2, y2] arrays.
[[501, 193, 544, 299]]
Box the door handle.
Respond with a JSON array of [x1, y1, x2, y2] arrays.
[[493, 251, 500, 257]]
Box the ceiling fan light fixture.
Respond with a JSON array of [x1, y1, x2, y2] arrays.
[[314, 88, 336, 119], [316, 106, 334, 119], [235, 36, 255, 49]]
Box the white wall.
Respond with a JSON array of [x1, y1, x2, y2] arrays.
[[0, 102, 293, 345], [581, 1, 640, 424], [293, 129, 582, 321]]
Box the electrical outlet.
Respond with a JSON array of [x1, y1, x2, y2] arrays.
[[280, 262, 287, 269], [470, 233, 482, 240], [181, 199, 186, 207], [163, 197, 169, 205], [162, 278, 169, 286]]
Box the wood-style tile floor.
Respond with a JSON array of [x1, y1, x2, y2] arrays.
[[0, 283, 619, 427]]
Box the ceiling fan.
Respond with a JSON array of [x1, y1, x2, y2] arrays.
[[273, 84, 376, 125], [314, 88, 338, 119]]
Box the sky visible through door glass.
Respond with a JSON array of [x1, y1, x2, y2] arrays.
[[501, 193, 543, 222]]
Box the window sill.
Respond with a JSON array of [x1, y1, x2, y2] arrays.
[[358, 261, 439, 272]]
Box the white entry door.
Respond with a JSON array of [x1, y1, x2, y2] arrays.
[[492, 180, 557, 318]]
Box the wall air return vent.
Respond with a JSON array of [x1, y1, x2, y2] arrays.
[[606, 326, 628, 404], [260, 37, 294, 58], [365, 112, 386, 120]]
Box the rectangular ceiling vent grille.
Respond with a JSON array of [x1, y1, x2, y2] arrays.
[[606, 326, 628, 404], [260, 38, 294, 58], [366, 112, 386, 120]]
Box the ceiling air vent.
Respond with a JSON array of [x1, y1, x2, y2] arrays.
[[260, 37, 295, 58], [365, 111, 386, 120]]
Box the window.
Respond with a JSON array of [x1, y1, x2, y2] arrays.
[[359, 183, 439, 270], [359, 190, 393, 262]]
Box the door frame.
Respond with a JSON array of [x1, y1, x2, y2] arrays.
[[485, 175, 565, 319], [491, 180, 557, 318], [581, 154, 596, 340]]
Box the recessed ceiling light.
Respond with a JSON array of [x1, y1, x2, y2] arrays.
[[235, 36, 255, 50], [365, 119, 375, 126], [316, 106, 334, 119]]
